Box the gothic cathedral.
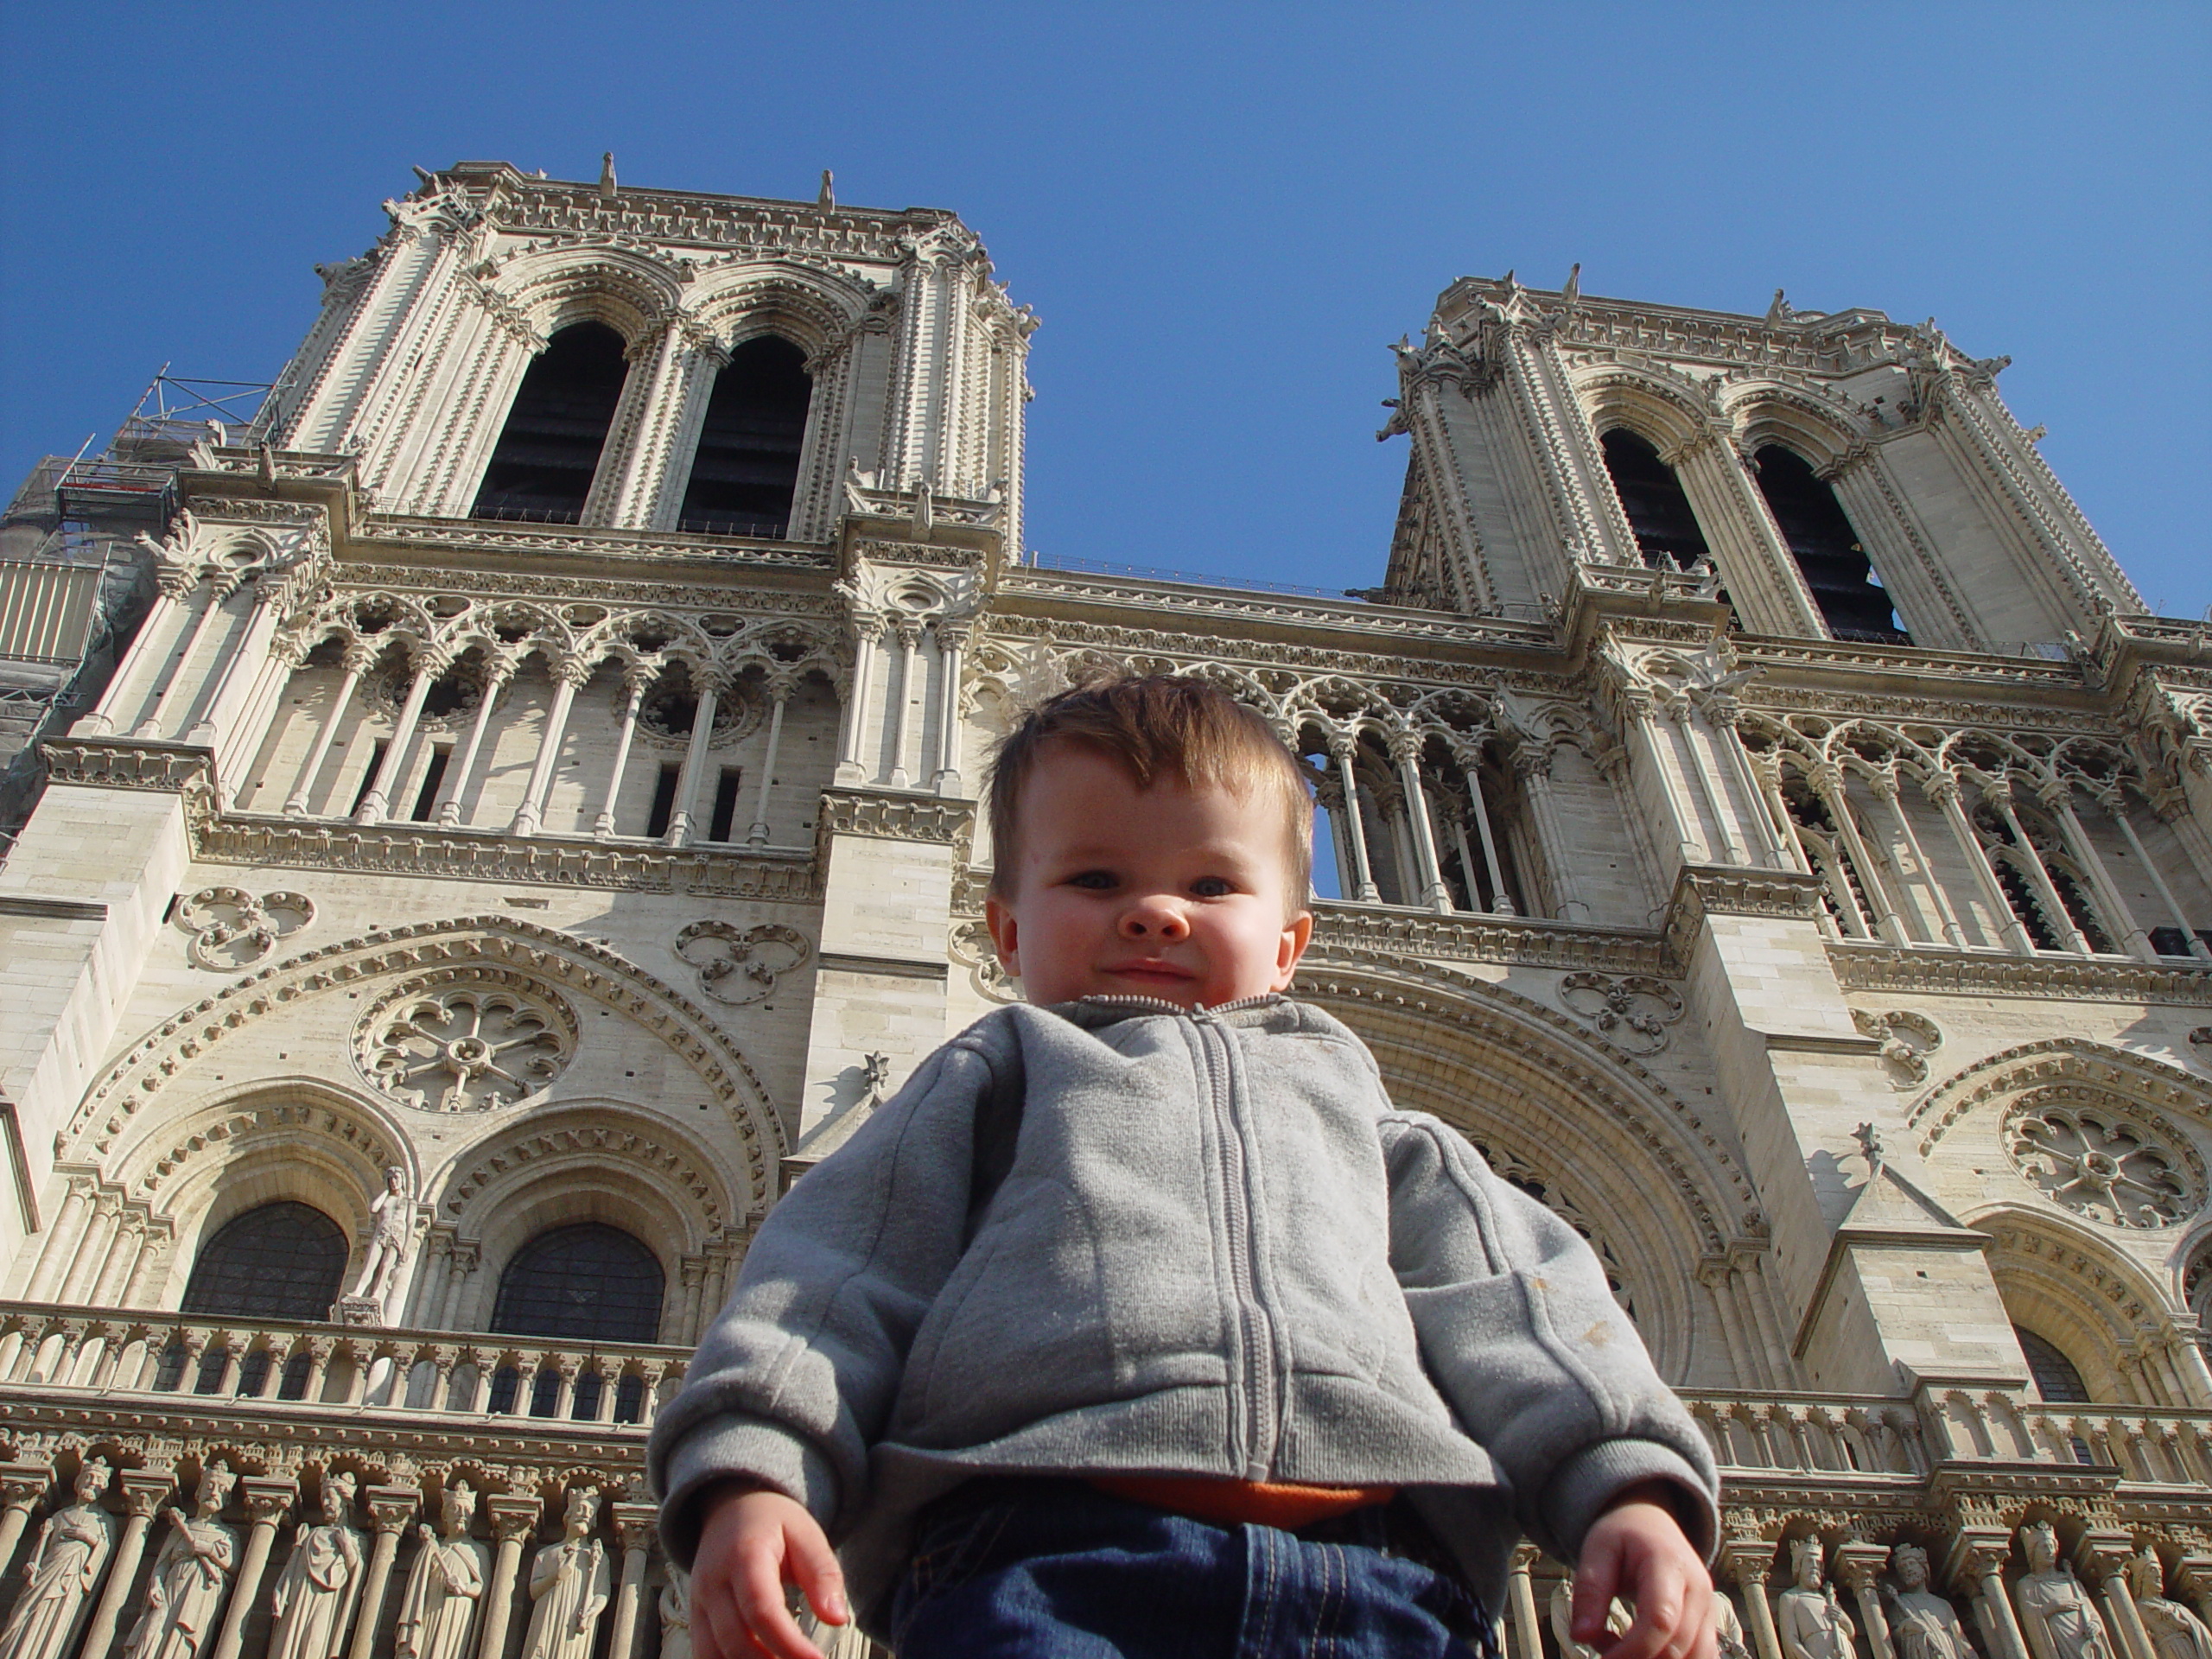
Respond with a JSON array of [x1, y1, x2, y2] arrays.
[[0, 162, 2207, 1659]]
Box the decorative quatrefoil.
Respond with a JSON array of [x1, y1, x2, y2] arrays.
[[1557, 972, 1684, 1056], [175, 887, 314, 970], [674, 921, 811, 1006]]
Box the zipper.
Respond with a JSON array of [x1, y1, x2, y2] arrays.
[[1074, 992, 1284, 1017], [1194, 1008, 1278, 1482]]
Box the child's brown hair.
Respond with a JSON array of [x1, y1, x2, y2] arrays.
[[984, 672, 1313, 908]]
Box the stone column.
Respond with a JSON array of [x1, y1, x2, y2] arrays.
[[2101, 791, 2212, 960], [210, 1477, 297, 1659], [1505, 1542, 1545, 1659], [1812, 762, 1905, 944], [438, 1242, 480, 1330], [1834, 1541, 1897, 1659], [748, 674, 792, 844], [2076, 1534, 2157, 1659], [664, 675, 722, 847], [477, 1493, 544, 1659], [1949, 1532, 2033, 1659], [594, 665, 654, 837], [353, 652, 441, 823], [932, 620, 969, 794], [343, 1485, 420, 1659], [1669, 696, 1745, 864], [1870, 771, 1967, 946], [607, 1503, 659, 1659], [0, 1463, 49, 1573], [1929, 775, 2035, 953], [1719, 1541, 1784, 1659], [90, 1217, 146, 1306], [78, 572, 192, 735], [885, 619, 920, 788], [284, 640, 377, 815], [510, 656, 590, 836], [79, 1470, 173, 1659], [1457, 748, 1516, 914], [435, 656, 512, 826], [1331, 739, 1380, 901], [2039, 781, 2150, 957], [23, 1179, 92, 1300], [1515, 744, 1587, 920], [832, 613, 882, 785], [59, 1192, 122, 1303], [1703, 695, 1790, 868], [186, 572, 289, 747], [1986, 779, 2089, 952], [136, 576, 236, 738], [1390, 732, 1454, 912]]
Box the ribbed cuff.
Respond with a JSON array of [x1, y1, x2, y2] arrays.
[[658, 1412, 842, 1567], [1539, 1440, 1719, 1564]]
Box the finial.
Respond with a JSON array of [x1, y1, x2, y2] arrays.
[[600, 152, 618, 200], [1561, 263, 1580, 305], [1766, 288, 1791, 326], [818, 168, 835, 209], [411, 165, 435, 188], [1853, 1122, 1885, 1176]]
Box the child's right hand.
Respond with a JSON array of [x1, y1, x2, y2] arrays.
[[690, 1484, 849, 1659]]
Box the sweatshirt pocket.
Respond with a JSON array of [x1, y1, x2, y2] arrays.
[[900, 1178, 1116, 1445]]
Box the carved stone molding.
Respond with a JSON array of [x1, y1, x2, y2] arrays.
[[1308, 904, 1669, 977], [41, 740, 213, 792], [816, 789, 972, 845], [1831, 943, 2212, 1007], [1852, 1009, 1944, 1087], [1557, 972, 1685, 1055], [1662, 865, 1828, 965], [360, 518, 834, 569], [191, 815, 818, 899], [355, 969, 579, 1111], [672, 922, 810, 1007], [175, 887, 315, 971]]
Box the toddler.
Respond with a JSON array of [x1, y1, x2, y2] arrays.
[[651, 675, 1720, 1659]]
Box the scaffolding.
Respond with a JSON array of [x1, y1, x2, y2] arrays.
[[49, 365, 288, 524]]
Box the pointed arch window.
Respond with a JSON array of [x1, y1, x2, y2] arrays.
[[1600, 429, 1710, 571], [1752, 445, 1910, 644], [490, 1222, 664, 1344], [181, 1200, 350, 1322], [678, 335, 812, 538], [472, 321, 632, 524], [2014, 1325, 2091, 1402]]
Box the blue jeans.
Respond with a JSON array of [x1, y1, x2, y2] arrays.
[[889, 1478, 1495, 1658]]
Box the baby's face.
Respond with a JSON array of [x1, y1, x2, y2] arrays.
[[985, 744, 1311, 1010]]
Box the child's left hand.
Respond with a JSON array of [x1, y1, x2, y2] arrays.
[[1571, 1481, 1717, 1659]]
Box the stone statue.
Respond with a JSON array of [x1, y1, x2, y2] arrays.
[[1550, 1573, 1630, 1659], [2014, 1522, 2116, 1659], [658, 1565, 691, 1659], [1886, 1543, 1979, 1659], [124, 1459, 239, 1659], [1777, 1537, 1858, 1659], [0, 1458, 117, 1659], [351, 1166, 412, 1304], [1717, 1592, 1753, 1659], [2130, 1552, 2212, 1659], [395, 1479, 488, 1659], [519, 1488, 610, 1659], [267, 1471, 363, 1659]]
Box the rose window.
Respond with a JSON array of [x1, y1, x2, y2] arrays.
[[358, 974, 576, 1111], [2003, 1102, 2195, 1229]]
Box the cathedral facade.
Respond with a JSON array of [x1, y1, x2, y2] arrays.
[[0, 161, 2207, 1658]]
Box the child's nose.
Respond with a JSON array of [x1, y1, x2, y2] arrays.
[[1119, 896, 1190, 939]]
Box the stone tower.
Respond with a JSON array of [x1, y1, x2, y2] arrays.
[[0, 168, 2206, 1657]]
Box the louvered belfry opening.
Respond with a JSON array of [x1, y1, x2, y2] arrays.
[[678, 334, 811, 538], [1753, 444, 1910, 644], [471, 321, 632, 524], [1599, 429, 1711, 570]]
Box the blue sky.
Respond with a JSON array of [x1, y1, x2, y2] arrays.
[[3, 3, 2205, 617]]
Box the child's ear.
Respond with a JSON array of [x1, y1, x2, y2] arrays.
[[984, 893, 1020, 978], [1271, 910, 1313, 991]]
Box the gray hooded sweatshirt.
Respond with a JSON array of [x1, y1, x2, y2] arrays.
[[652, 996, 1719, 1631]]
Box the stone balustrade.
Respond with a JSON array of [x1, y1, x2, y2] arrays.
[[0, 1300, 689, 1430]]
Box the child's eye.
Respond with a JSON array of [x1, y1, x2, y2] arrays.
[[1067, 870, 1117, 890], [1190, 876, 1234, 898]]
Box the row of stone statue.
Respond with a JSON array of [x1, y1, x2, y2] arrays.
[[1554, 1532, 2211, 1659], [0, 1458, 694, 1659]]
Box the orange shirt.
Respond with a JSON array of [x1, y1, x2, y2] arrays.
[[1090, 1474, 1398, 1530]]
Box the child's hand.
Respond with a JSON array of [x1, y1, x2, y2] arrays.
[[690, 1484, 849, 1659], [1572, 1482, 1716, 1659]]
